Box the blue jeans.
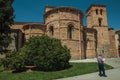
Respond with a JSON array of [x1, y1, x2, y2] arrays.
[[98, 63, 105, 76]]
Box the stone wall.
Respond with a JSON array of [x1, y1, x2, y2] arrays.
[[109, 29, 118, 57], [23, 24, 45, 41], [83, 28, 97, 58], [86, 5, 116, 58], [44, 7, 83, 59], [115, 30, 120, 57], [86, 5, 108, 28], [10, 22, 26, 32]]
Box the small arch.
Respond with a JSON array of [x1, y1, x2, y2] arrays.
[[67, 24, 74, 39], [98, 18, 102, 26], [96, 9, 98, 15], [49, 26, 54, 36]]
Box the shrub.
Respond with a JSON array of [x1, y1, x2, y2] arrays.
[[2, 35, 71, 71], [21, 35, 71, 71], [1, 51, 25, 71], [0, 59, 2, 66]]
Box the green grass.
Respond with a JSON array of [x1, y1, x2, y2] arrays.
[[0, 62, 113, 80]]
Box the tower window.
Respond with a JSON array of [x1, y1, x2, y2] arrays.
[[67, 24, 73, 39], [100, 9, 103, 15], [49, 26, 54, 36], [96, 9, 98, 15], [98, 18, 102, 26]]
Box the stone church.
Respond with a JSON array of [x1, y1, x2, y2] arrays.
[[10, 4, 118, 60]]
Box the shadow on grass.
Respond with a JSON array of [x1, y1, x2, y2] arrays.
[[31, 65, 73, 72], [12, 68, 26, 73], [12, 64, 73, 73]]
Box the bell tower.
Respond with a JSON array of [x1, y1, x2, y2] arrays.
[[86, 4, 108, 28], [86, 5, 110, 57]]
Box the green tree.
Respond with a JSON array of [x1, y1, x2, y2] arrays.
[[21, 35, 71, 71], [0, 0, 14, 53], [1, 51, 25, 71], [1, 35, 71, 71]]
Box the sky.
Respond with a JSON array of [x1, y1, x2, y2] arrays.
[[12, 0, 120, 30]]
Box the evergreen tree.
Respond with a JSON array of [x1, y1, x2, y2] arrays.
[[0, 0, 14, 53], [21, 35, 71, 71]]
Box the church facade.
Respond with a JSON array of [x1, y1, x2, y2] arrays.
[[10, 4, 118, 60]]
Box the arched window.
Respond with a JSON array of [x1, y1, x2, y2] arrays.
[[96, 9, 98, 15], [67, 24, 73, 39], [100, 9, 103, 15], [49, 26, 54, 36], [98, 18, 102, 26]]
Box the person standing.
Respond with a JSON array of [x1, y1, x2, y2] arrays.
[[97, 55, 107, 77]]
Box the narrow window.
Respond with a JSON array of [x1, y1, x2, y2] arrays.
[[98, 18, 102, 26], [96, 9, 98, 15], [119, 34, 120, 38], [67, 24, 73, 39], [100, 9, 103, 15], [49, 26, 54, 36]]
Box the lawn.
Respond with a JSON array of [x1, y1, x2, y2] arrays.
[[0, 62, 113, 80]]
